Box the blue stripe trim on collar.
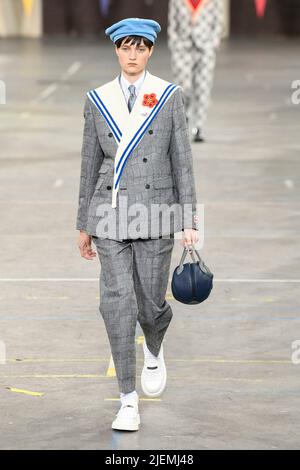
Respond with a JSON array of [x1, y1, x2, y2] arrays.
[[114, 84, 178, 188], [116, 84, 177, 174], [87, 90, 122, 142]]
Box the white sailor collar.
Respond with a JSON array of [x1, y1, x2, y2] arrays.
[[87, 71, 180, 208]]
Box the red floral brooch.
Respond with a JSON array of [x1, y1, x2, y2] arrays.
[[142, 93, 158, 108]]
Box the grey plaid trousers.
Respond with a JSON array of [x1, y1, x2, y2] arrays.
[[92, 235, 175, 394]]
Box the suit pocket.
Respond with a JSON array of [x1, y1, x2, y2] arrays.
[[95, 165, 110, 190], [153, 176, 174, 189]]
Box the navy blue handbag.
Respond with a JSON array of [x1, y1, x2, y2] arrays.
[[171, 244, 213, 305]]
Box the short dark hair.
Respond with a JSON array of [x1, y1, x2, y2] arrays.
[[115, 35, 153, 50]]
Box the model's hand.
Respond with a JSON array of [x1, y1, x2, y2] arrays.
[[77, 231, 96, 260], [181, 228, 199, 249]]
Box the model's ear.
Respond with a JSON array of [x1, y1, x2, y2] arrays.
[[149, 46, 154, 58]]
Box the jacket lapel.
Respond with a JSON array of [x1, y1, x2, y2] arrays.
[[87, 76, 127, 144]]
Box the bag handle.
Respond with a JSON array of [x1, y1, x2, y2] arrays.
[[176, 244, 213, 277]]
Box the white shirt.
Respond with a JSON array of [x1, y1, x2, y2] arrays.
[[119, 70, 147, 106]]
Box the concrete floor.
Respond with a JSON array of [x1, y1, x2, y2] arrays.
[[0, 36, 300, 450]]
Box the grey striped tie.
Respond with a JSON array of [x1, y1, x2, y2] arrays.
[[127, 84, 136, 112]]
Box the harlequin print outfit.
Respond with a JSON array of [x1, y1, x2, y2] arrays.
[[168, 0, 224, 140], [76, 18, 199, 429]]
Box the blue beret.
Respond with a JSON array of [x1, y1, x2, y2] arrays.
[[105, 18, 161, 44]]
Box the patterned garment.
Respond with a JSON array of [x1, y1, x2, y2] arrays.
[[76, 85, 199, 239], [168, 0, 224, 129], [188, 0, 204, 10], [92, 235, 174, 394]]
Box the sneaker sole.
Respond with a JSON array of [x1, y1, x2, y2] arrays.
[[112, 414, 140, 431]]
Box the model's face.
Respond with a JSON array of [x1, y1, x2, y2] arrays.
[[115, 38, 153, 77]]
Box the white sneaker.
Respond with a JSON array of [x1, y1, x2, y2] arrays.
[[141, 341, 167, 398], [111, 396, 140, 431]]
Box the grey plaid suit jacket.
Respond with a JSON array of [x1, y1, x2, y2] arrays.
[[76, 81, 199, 240]]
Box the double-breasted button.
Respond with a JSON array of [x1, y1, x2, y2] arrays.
[[148, 129, 153, 135], [143, 157, 147, 163], [108, 132, 113, 138], [145, 184, 150, 189], [106, 185, 112, 190]]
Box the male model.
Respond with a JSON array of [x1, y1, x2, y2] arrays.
[[76, 18, 199, 431], [168, 0, 224, 142]]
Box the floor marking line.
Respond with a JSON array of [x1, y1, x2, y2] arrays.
[[1, 279, 300, 283], [0, 374, 107, 379], [60, 61, 82, 80], [106, 355, 116, 377], [39, 83, 58, 100], [32, 61, 82, 104], [3, 357, 291, 365], [6, 387, 44, 396], [104, 398, 162, 402], [6, 358, 109, 363], [0, 374, 286, 381]]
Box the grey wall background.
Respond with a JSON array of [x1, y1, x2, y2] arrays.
[[231, 0, 300, 36]]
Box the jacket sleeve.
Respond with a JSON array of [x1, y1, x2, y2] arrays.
[[169, 88, 199, 231], [76, 96, 104, 232]]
